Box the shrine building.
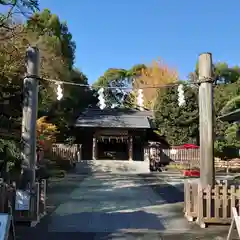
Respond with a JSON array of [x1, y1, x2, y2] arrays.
[[74, 107, 168, 161], [219, 108, 240, 123]]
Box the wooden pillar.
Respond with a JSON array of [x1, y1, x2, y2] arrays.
[[76, 144, 81, 162], [128, 136, 133, 161], [92, 137, 97, 160], [198, 52, 215, 187]]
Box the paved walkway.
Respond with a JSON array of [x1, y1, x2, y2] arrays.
[[48, 172, 190, 234], [17, 160, 234, 239]]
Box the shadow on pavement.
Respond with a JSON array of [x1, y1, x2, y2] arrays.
[[46, 161, 94, 212], [19, 211, 165, 240], [16, 160, 94, 239], [84, 172, 184, 206], [139, 173, 184, 204], [15, 162, 233, 240]]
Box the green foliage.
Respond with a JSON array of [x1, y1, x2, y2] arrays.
[[0, 6, 77, 127], [214, 79, 240, 158], [92, 64, 149, 109], [93, 68, 135, 108], [189, 61, 240, 85], [0, 139, 21, 172], [0, 0, 39, 10], [221, 95, 240, 115], [26, 9, 76, 69], [225, 123, 240, 147], [0, 0, 39, 27], [214, 123, 240, 159], [187, 62, 240, 158], [154, 83, 199, 145], [2, 4, 240, 164], [128, 64, 147, 77], [0, 8, 96, 161], [214, 80, 240, 117], [214, 62, 240, 84], [45, 69, 98, 140], [0, 139, 21, 159], [153, 73, 240, 159]]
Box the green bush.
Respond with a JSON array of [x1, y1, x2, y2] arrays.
[[0, 139, 21, 170]]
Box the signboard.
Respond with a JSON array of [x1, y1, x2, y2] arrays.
[[15, 190, 30, 211], [96, 129, 128, 136], [227, 207, 240, 240], [0, 213, 11, 240]]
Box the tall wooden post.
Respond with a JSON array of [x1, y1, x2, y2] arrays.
[[128, 136, 133, 161], [76, 144, 82, 162], [198, 52, 215, 187], [92, 137, 97, 160], [21, 47, 40, 187]]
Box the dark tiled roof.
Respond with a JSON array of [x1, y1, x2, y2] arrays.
[[218, 108, 240, 122], [75, 108, 154, 129]]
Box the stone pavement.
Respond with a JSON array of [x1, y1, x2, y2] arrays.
[[47, 173, 190, 235], [16, 160, 237, 239], [44, 160, 190, 236]]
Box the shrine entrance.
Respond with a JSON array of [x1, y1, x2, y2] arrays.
[[75, 108, 157, 161], [92, 129, 133, 161], [97, 136, 129, 160]]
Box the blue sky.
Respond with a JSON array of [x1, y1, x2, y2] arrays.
[[37, 1, 240, 82]]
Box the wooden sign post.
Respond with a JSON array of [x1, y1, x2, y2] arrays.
[[0, 209, 15, 240], [227, 207, 240, 240], [198, 53, 215, 187]]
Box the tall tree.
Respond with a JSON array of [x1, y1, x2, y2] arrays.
[[0, 9, 89, 147], [132, 59, 178, 109], [93, 60, 178, 110], [0, 21, 70, 122], [189, 61, 240, 84], [26, 9, 76, 70], [93, 68, 134, 108], [0, 0, 39, 28], [0, 0, 40, 162]]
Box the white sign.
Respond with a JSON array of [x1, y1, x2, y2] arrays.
[[227, 207, 240, 240], [15, 190, 30, 211], [0, 213, 11, 240]]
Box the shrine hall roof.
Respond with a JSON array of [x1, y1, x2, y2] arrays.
[[218, 108, 240, 123], [75, 108, 154, 129]]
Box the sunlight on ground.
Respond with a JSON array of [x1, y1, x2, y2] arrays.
[[47, 161, 190, 233]]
